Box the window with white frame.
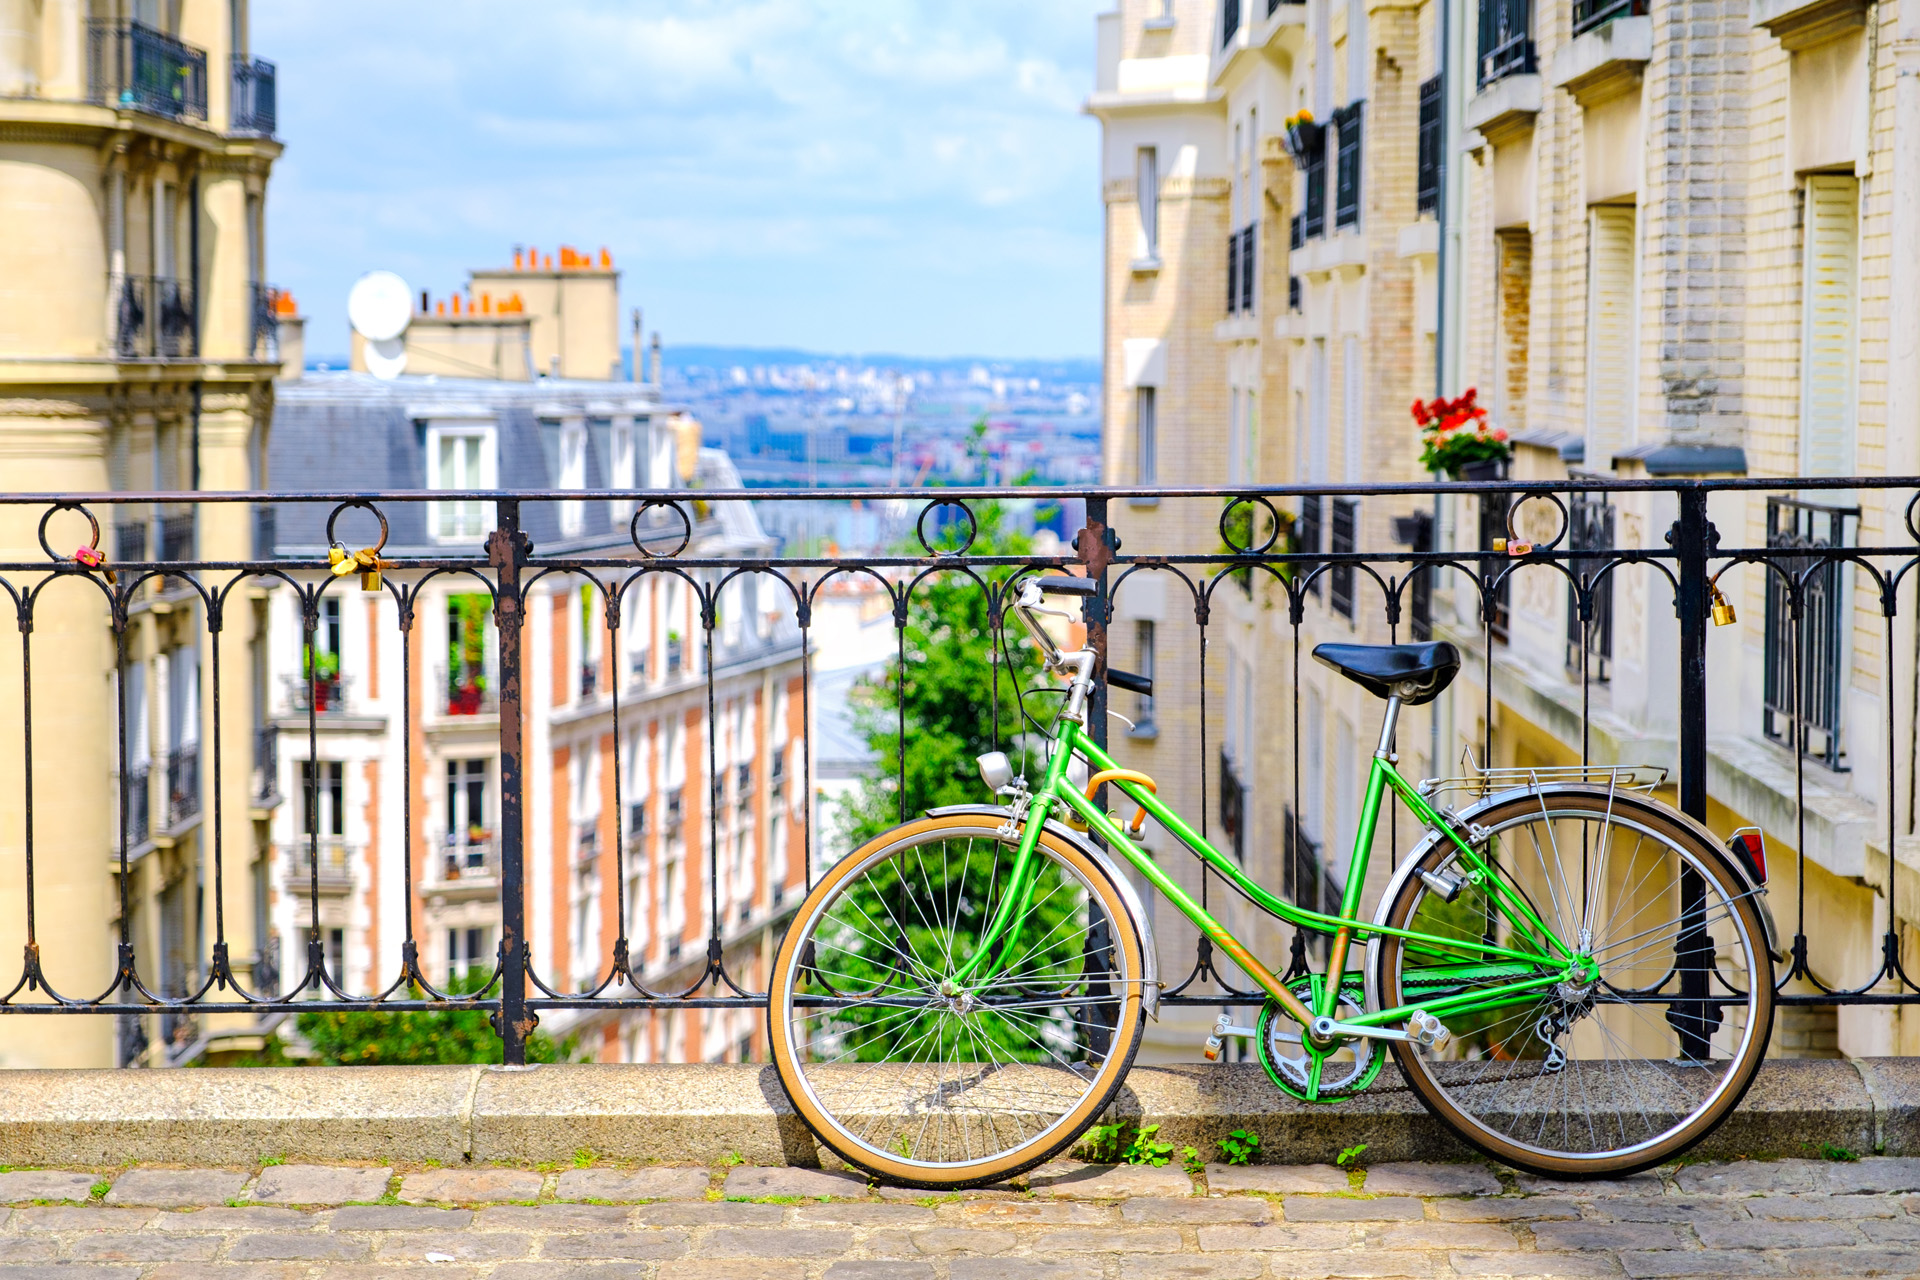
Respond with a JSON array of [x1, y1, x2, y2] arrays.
[[1137, 147, 1160, 263], [558, 421, 587, 537], [610, 418, 637, 525], [425, 421, 496, 542], [1136, 387, 1157, 483]]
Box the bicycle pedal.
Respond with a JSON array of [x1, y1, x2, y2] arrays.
[[1204, 1014, 1257, 1059], [1407, 1009, 1451, 1049]]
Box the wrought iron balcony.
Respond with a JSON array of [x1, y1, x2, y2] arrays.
[[112, 275, 196, 360], [230, 55, 277, 135], [87, 21, 208, 123], [1764, 497, 1857, 771], [1572, 0, 1647, 38], [165, 744, 199, 828], [1478, 0, 1537, 84], [281, 838, 355, 895]]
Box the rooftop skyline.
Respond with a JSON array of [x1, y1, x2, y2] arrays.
[[258, 1, 1104, 363]]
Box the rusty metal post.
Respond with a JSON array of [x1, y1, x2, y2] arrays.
[[488, 499, 531, 1063]]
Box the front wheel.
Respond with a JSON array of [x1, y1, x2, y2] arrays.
[[1374, 787, 1774, 1178], [768, 814, 1147, 1188]]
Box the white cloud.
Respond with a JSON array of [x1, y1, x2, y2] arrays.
[[256, 0, 1103, 357]]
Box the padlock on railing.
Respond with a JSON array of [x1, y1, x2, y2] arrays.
[[326, 541, 389, 592], [73, 544, 116, 585], [1710, 583, 1737, 626]]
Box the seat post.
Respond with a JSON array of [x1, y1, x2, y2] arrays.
[[1375, 694, 1403, 758]]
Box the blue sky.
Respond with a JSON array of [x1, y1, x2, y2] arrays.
[[255, 1, 1106, 362]]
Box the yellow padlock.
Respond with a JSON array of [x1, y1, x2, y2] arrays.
[[1491, 537, 1507, 553], [327, 542, 355, 578], [354, 547, 384, 593], [1710, 585, 1737, 626]]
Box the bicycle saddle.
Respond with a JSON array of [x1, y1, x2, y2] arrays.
[[1312, 641, 1460, 705]]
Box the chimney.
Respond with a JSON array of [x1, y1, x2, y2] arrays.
[[649, 332, 662, 386], [630, 308, 643, 382]]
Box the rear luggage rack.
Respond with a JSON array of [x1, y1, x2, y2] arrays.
[[1416, 749, 1668, 805]]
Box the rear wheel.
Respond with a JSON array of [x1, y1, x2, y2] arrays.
[[768, 814, 1147, 1188], [1375, 788, 1774, 1177]]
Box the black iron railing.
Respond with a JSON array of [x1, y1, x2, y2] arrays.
[[113, 275, 196, 360], [1417, 76, 1442, 215], [1478, 0, 1536, 84], [230, 55, 277, 135], [3, 481, 1920, 1062], [1764, 497, 1856, 771], [1565, 488, 1614, 681], [1334, 102, 1364, 229], [1572, 0, 1647, 37], [88, 21, 208, 123]]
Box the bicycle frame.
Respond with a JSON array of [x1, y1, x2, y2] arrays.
[[953, 715, 1583, 1040]]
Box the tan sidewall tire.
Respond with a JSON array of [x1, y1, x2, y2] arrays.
[[1378, 789, 1775, 1178], [767, 814, 1147, 1188]]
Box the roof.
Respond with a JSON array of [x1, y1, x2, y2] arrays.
[[266, 372, 768, 558]]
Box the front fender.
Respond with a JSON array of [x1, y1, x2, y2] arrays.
[[925, 803, 1160, 1020], [1363, 785, 1784, 1017]]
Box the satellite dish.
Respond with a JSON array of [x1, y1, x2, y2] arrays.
[[348, 270, 412, 343], [365, 337, 407, 380]]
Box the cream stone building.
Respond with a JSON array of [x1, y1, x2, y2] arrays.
[[1089, 0, 1445, 1061], [1445, 0, 1920, 1057], [0, 0, 283, 1067], [1097, 0, 1920, 1062]]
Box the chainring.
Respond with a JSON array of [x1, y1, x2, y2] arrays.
[[1255, 974, 1385, 1104]]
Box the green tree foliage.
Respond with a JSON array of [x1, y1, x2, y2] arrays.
[[842, 500, 1045, 845], [227, 971, 580, 1066]]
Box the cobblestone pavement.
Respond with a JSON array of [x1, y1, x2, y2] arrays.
[[0, 1156, 1916, 1279]]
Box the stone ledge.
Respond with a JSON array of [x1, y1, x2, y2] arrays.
[[1465, 74, 1543, 146], [1753, 0, 1870, 50], [0, 1058, 1909, 1169], [1549, 16, 1652, 107]]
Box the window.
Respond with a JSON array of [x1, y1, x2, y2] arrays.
[[447, 926, 491, 983], [1346, 0, 1368, 97], [323, 927, 345, 989], [300, 760, 344, 837], [1330, 498, 1357, 619], [446, 759, 490, 873], [1299, 494, 1323, 600], [1333, 101, 1363, 230], [1584, 206, 1638, 467], [648, 423, 675, 490], [610, 419, 637, 525], [1763, 498, 1855, 771], [1303, 140, 1328, 240], [1478, 0, 1537, 84], [1309, 338, 1330, 481], [1417, 75, 1442, 214], [426, 423, 495, 541], [1801, 175, 1859, 479], [1565, 489, 1614, 681], [1133, 621, 1157, 735], [1136, 387, 1158, 483], [446, 594, 492, 715], [1137, 148, 1160, 262], [315, 596, 341, 657], [1223, 0, 1241, 46]]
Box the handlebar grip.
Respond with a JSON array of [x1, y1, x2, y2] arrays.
[[1036, 576, 1098, 596], [1106, 667, 1153, 696]]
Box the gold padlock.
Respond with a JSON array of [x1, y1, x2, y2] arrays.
[[1507, 540, 1533, 557], [1710, 585, 1737, 626], [1491, 537, 1507, 553], [327, 542, 355, 578], [354, 547, 385, 593]]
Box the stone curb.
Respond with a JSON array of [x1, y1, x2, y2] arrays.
[[0, 1058, 1904, 1168]]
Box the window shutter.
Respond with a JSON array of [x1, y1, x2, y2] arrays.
[[1801, 174, 1859, 478], [1584, 205, 1637, 468]]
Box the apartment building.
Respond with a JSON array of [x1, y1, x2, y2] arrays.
[[0, 1, 283, 1067], [1090, 0, 1445, 1059], [1445, 0, 1920, 1057], [264, 328, 807, 1067]]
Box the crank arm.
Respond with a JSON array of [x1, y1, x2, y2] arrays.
[[1312, 1009, 1450, 1048]]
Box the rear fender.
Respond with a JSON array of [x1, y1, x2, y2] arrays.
[[925, 803, 1160, 1019]]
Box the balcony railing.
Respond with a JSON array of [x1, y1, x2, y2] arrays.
[[437, 835, 501, 885], [1764, 497, 1856, 771], [113, 275, 196, 360], [122, 765, 150, 847], [1417, 75, 1442, 216], [1572, 0, 1647, 37], [165, 744, 199, 828], [1478, 0, 1537, 84], [87, 21, 208, 123], [4, 484, 1916, 1063], [281, 838, 354, 894], [1333, 102, 1364, 230], [230, 55, 277, 135], [249, 283, 282, 361], [285, 672, 350, 716]]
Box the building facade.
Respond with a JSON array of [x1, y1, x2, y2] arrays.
[[0, 0, 283, 1067], [1095, 0, 1920, 1061]]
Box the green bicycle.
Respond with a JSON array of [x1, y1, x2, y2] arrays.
[[769, 576, 1777, 1187]]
